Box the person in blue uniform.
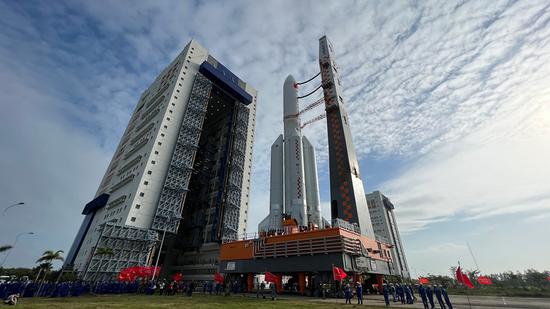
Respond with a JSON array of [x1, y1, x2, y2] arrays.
[[409, 285, 416, 303], [390, 284, 397, 302], [382, 284, 390, 306], [441, 286, 453, 309], [434, 285, 447, 309], [397, 284, 405, 304], [426, 285, 435, 309], [355, 282, 363, 305], [405, 285, 413, 304], [344, 284, 352, 304], [418, 285, 429, 309]]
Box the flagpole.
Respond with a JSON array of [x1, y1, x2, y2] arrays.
[[466, 242, 480, 271], [458, 261, 472, 309]]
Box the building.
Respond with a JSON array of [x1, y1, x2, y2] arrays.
[[366, 191, 410, 278], [64, 39, 257, 281]]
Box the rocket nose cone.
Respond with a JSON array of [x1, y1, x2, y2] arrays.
[[284, 75, 297, 90], [285, 74, 296, 84]]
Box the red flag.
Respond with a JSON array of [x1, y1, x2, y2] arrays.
[[477, 276, 492, 285], [332, 266, 347, 281], [214, 272, 225, 283], [547, 276, 550, 282], [265, 272, 278, 283], [419, 277, 430, 285], [455, 266, 474, 289], [172, 273, 183, 282]]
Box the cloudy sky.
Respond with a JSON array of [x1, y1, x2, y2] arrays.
[[1, 0, 549, 276]]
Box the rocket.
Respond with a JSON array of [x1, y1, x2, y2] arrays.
[[259, 75, 322, 232]]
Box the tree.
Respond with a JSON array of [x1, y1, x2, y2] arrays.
[[35, 250, 63, 287], [36, 250, 64, 264], [0, 245, 13, 253]]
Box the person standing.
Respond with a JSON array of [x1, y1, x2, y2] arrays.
[[405, 285, 413, 304], [434, 285, 447, 309], [356, 282, 363, 305], [344, 284, 352, 304], [441, 286, 453, 309], [426, 285, 435, 309], [270, 282, 277, 300], [397, 284, 405, 304], [382, 284, 390, 306], [411, 285, 417, 303], [257, 281, 265, 298], [390, 284, 397, 302], [418, 285, 429, 309], [159, 280, 165, 296]]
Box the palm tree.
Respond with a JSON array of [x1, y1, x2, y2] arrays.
[[36, 250, 64, 264], [0, 245, 13, 253], [35, 250, 64, 295]]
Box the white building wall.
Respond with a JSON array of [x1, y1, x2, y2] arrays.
[[366, 190, 410, 278], [238, 85, 257, 237], [72, 40, 222, 273]]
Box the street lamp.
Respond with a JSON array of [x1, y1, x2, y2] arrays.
[[2, 202, 25, 216], [152, 213, 182, 279], [0, 232, 35, 267]]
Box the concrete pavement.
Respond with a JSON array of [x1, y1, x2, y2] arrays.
[[275, 294, 550, 309]]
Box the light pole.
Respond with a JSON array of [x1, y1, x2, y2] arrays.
[[0, 232, 35, 267], [2, 202, 25, 216], [151, 213, 181, 280]]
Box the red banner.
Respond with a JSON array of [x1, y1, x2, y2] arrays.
[[265, 272, 279, 283], [214, 272, 225, 283], [477, 276, 493, 285], [332, 266, 347, 281], [547, 276, 550, 282], [455, 266, 474, 289], [419, 277, 430, 285], [117, 266, 161, 282]]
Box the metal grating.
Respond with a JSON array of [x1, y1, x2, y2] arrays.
[[221, 103, 249, 242], [152, 73, 213, 232], [83, 223, 157, 282]]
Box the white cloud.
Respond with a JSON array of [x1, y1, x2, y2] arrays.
[[1, 0, 549, 272]]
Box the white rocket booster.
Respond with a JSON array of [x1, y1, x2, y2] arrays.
[[259, 75, 322, 232]]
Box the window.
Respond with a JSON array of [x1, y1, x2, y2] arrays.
[[169, 110, 173, 113], [171, 103, 175, 106], [131, 217, 136, 222], [158, 142, 162, 146], [163, 125, 168, 129], [147, 170, 152, 175], [161, 133, 165, 137], [144, 181, 149, 185], [135, 204, 141, 209], [139, 192, 144, 197], [154, 151, 159, 155], [166, 117, 170, 121], [176, 89, 180, 93], [151, 161, 156, 164]]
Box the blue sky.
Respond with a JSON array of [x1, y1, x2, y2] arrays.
[[1, 0, 549, 276]]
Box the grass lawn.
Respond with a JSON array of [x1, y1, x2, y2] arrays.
[[14, 294, 378, 308]]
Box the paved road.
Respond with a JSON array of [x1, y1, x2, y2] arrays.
[[277, 294, 550, 309]]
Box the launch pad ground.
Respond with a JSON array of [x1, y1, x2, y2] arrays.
[[13, 293, 550, 309]]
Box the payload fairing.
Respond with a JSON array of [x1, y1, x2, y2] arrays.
[[259, 75, 322, 231]]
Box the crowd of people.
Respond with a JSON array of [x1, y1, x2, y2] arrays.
[[1, 277, 454, 307], [380, 283, 453, 309]]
